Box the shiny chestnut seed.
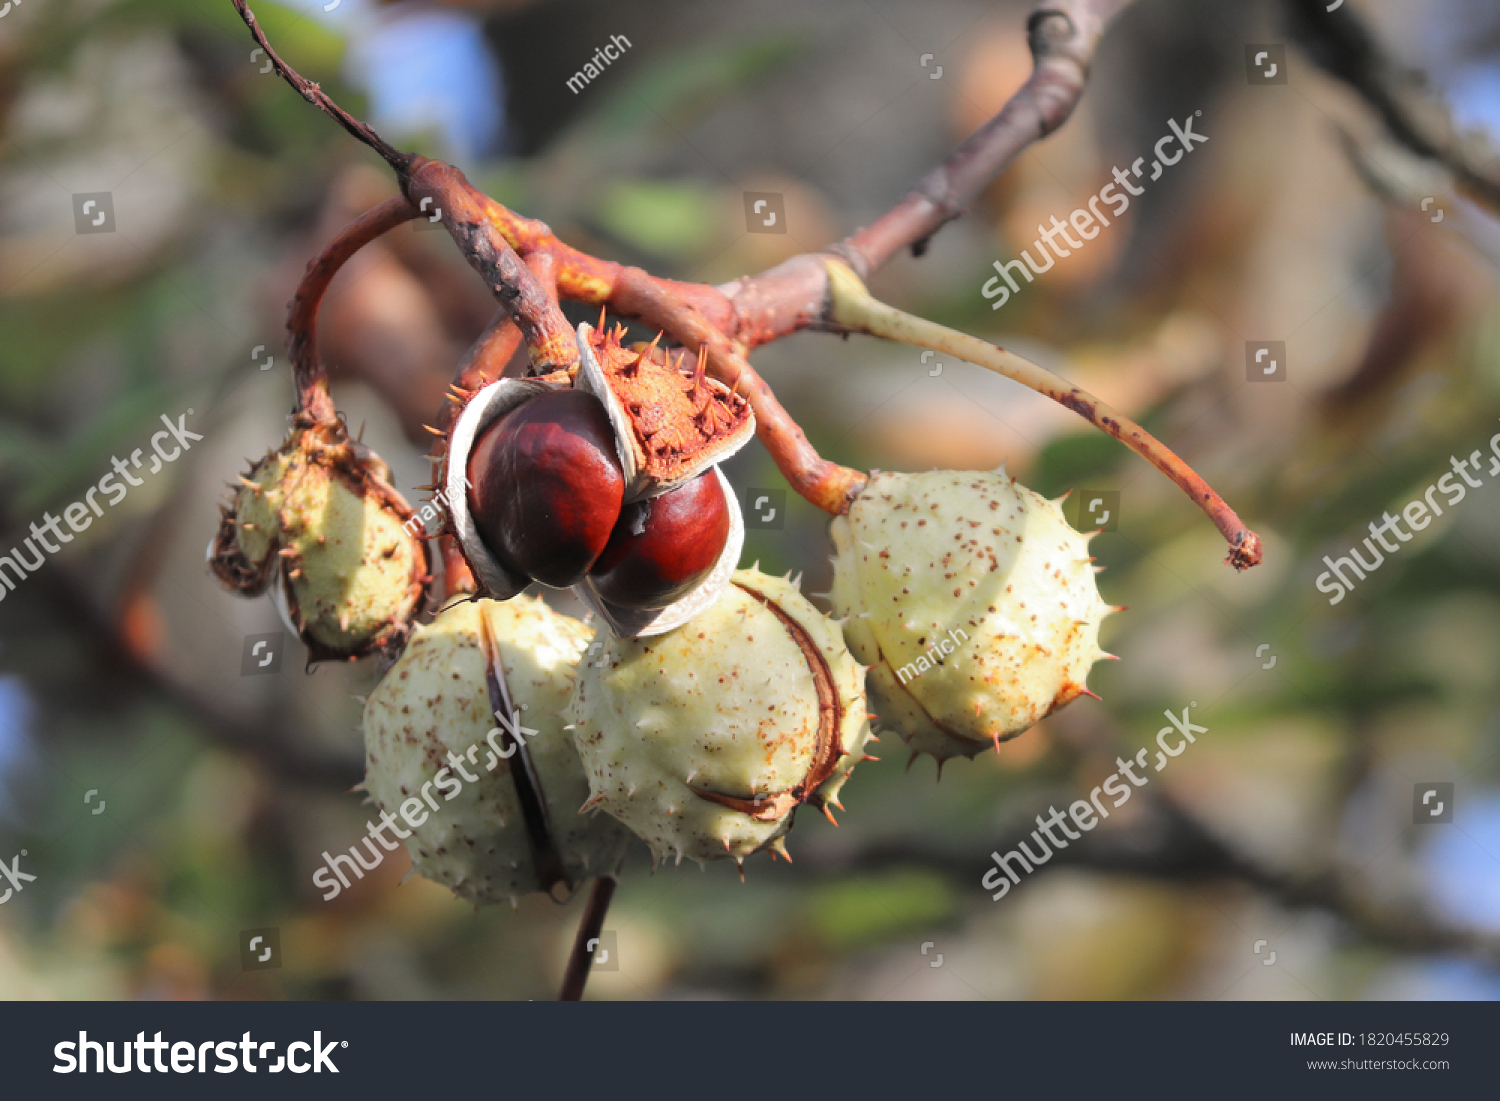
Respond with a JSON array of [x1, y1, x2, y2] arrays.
[[467, 389, 625, 588], [588, 470, 730, 609]]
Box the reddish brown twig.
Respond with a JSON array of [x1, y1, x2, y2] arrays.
[[231, 0, 413, 176], [287, 196, 419, 425], [404, 160, 578, 372], [841, 0, 1135, 275], [559, 876, 617, 1002], [454, 309, 525, 393]]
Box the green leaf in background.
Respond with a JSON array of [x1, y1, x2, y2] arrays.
[[1028, 428, 1126, 500], [807, 870, 955, 950], [595, 179, 721, 260]]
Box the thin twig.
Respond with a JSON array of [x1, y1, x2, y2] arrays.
[[453, 309, 525, 392], [230, 0, 414, 174], [559, 876, 617, 1001], [824, 261, 1262, 568], [287, 196, 419, 425], [841, 0, 1136, 274]]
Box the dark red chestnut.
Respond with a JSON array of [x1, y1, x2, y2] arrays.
[[467, 389, 625, 588], [588, 470, 730, 609]]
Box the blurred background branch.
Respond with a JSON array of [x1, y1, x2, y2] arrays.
[[1286, 0, 1500, 213]]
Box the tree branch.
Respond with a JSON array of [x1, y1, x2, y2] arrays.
[[230, 0, 414, 175], [1285, 0, 1500, 214], [841, 0, 1135, 274]]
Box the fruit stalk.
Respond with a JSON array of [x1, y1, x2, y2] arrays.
[[822, 260, 1263, 569], [452, 309, 524, 393], [287, 196, 419, 425], [559, 876, 617, 1002]]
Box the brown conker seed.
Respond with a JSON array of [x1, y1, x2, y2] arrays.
[[466, 389, 625, 588], [587, 469, 730, 609]]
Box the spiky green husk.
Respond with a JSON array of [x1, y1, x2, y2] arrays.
[[568, 568, 872, 868], [212, 425, 428, 661], [362, 596, 631, 907], [830, 469, 1112, 763]]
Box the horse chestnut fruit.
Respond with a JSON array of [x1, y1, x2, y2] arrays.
[[363, 594, 631, 907], [829, 468, 1114, 764], [588, 469, 731, 609], [466, 389, 625, 588], [446, 324, 755, 632], [569, 567, 874, 867], [210, 424, 429, 662]]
